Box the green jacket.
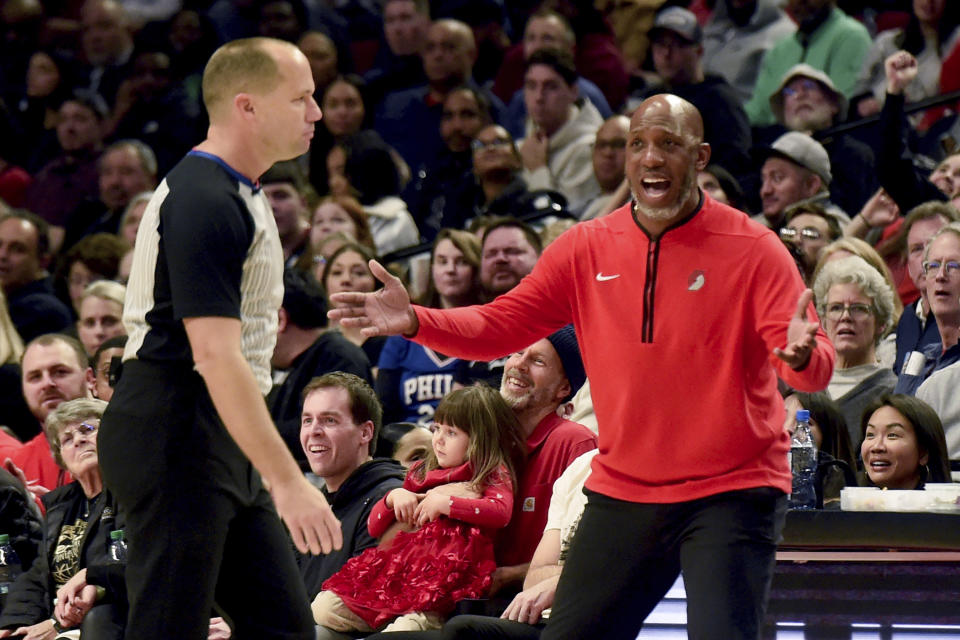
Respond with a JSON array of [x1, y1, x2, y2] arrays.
[[746, 6, 871, 126]]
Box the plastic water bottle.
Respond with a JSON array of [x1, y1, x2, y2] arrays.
[[789, 409, 818, 510], [0, 534, 22, 609], [107, 530, 127, 565]]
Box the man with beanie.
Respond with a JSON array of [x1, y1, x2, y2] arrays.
[[269, 269, 373, 468], [492, 325, 597, 595], [756, 130, 850, 234]]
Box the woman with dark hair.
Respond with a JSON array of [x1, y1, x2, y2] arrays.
[[308, 74, 372, 196], [852, 0, 960, 118], [859, 393, 951, 489], [56, 233, 129, 315], [328, 131, 419, 255], [7, 49, 78, 170], [321, 75, 372, 138], [784, 391, 858, 507], [377, 230, 482, 425]]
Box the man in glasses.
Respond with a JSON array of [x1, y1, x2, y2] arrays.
[[579, 114, 630, 221], [757, 131, 849, 234], [779, 203, 841, 282], [897, 223, 960, 396], [766, 64, 877, 216], [467, 125, 565, 224]]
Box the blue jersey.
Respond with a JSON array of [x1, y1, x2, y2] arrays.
[[377, 336, 460, 425]]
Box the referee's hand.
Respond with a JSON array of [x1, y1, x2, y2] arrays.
[[274, 477, 343, 555]]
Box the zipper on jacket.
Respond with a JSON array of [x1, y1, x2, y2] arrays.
[[642, 238, 660, 343]]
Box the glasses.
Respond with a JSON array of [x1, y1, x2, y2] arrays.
[[825, 303, 873, 320], [782, 78, 821, 99], [471, 137, 512, 152], [59, 421, 98, 448], [779, 227, 822, 241], [921, 260, 960, 276]]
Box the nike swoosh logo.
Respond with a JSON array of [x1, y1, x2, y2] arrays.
[[596, 273, 620, 282]]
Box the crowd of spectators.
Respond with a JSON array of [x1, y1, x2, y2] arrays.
[[1, 0, 960, 636]]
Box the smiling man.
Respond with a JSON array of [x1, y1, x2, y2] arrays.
[[492, 326, 595, 595], [97, 37, 339, 640], [328, 93, 834, 639], [296, 373, 404, 602]]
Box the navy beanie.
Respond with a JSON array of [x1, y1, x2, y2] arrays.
[[545, 325, 586, 402]]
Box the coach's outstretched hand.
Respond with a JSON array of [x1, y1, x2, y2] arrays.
[[328, 260, 419, 337], [774, 288, 819, 370]]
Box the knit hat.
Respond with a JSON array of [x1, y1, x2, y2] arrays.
[[761, 131, 832, 186], [649, 6, 703, 44], [546, 325, 586, 402], [769, 63, 849, 124]]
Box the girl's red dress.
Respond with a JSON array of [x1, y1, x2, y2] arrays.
[[322, 460, 513, 629]]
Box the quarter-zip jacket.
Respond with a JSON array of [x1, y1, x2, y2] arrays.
[[412, 194, 834, 503]]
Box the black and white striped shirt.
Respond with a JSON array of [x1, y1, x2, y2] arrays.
[[123, 151, 283, 395]]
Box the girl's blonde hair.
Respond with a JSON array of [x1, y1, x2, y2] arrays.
[[416, 385, 525, 492], [0, 289, 23, 365]]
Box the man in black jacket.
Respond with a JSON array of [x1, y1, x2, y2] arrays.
[[269, 269, 373, 469], [296, 373, 405, 600]]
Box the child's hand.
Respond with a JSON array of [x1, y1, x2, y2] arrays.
[[387, 488, 423, 525], [414, 491, 452, 526]]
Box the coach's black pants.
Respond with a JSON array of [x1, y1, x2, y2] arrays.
[[540, 487, 786, 640]]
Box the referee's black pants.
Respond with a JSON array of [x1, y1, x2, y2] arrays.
[[99, 361, 315, 640]]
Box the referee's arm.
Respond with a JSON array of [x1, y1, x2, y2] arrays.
[[184, 315, 343, 555]]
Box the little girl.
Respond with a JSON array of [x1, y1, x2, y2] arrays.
[[313, 385, 524, 632]]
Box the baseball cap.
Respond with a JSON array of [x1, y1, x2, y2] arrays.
[[649, 7, 702, 44], [760, 132, 832, 186]]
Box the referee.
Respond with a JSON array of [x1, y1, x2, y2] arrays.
[[97, 38, 341, 639]]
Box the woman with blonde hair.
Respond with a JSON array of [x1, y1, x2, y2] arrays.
[[813, 256, 900, 446], [813, 237, 903, 367], [76, 280, 126, 357], [0, 289, 34, 441], [813, 237, 904, 318]]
